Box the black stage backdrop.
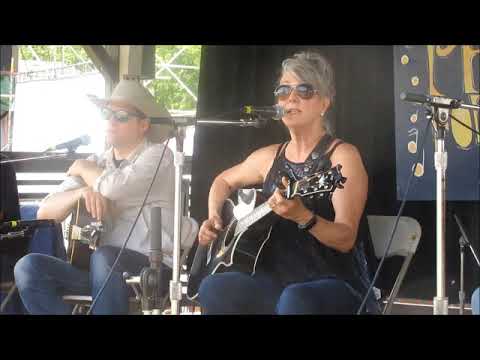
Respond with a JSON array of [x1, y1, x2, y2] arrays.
[[190, 45, 480, 301]]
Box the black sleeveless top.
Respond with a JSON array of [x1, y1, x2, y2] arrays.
[[258, 135, 379, 313]]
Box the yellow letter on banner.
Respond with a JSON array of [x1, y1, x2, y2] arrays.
[[451, 46, 479, 149], [463, 46, 480, 145], [427, 45, 444, 97]]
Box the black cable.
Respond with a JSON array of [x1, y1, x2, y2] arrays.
[[449, 114, 480, 136], [87, 137, 171, 315], [356, 117, 432, 315]]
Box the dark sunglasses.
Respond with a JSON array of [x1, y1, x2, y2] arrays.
[[274, 83, 319, 101], [100, 107, 145, 123]]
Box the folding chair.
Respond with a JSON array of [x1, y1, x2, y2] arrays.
[[367, 215, 421, 315]]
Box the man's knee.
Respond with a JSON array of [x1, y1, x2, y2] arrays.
[[14, 254, 44, 288], [90, 246, 118, 274]]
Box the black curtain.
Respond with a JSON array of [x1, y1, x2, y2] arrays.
[[191, 45, 480, 300]]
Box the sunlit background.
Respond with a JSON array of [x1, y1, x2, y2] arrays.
[[7, 45, 201, 199]]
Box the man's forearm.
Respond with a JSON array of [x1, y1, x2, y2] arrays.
[[81, 165, 103, 187], [37, 187, 87, 222]]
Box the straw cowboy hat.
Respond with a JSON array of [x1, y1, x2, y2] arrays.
[[88, 78, 173, 143]]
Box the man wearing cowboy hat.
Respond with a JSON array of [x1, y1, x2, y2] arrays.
[[14, 79, 193, 314]]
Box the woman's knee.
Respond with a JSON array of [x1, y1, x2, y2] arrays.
[[198, 272, 253, 304], [277, 283, 312, 313], [198, 274, 231, 300], [277, 280, 359, 314]]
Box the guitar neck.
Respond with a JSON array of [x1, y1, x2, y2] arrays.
[[233, 166, 344, 235], [235, 202, 272, 235]]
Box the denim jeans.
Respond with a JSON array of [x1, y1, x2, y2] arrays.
[[472, 287, 480, 315], [198, 271, 369, 315], [14, 245, 155, 315]]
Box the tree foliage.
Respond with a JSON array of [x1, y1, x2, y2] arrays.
[[18, 45, 202, 111], [19, 45, 89, 65], [147, 45, 201, 111]]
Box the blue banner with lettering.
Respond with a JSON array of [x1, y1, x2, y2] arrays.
[[394, 45, 479, 201]]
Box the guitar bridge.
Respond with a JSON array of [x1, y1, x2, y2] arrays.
[[80, 223, 104, 250], [70, 225, 84, 242]]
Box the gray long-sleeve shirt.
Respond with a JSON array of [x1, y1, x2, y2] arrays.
[[45, 139, 195, 268]]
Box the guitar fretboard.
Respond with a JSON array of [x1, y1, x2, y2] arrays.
[[235, 202, 272, 235], [232, 167, 343, 235]]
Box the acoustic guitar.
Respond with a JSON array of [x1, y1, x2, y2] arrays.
[[66, 199, 104, 270], [187, 165, 347, 300]]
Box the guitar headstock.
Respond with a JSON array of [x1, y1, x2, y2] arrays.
[[285, 164, 347, 200]]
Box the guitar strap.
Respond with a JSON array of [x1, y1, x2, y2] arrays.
[[68, 200, 82, 263], [312, 137, 344, 174]]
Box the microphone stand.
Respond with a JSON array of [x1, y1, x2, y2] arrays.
[[165, 115, 268, 315], [122, 115, 268, 315], [400, 93, 479, 315], [459, 234, 466, 315], [0, 151, 73, 164], [419, 99, 479, 315], [124, 207, 165, 315], [427, 103, 450, 315], [453, 213, 480, 315]]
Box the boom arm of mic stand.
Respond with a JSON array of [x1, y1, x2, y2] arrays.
[[0, 152, 71, 164], [460, 103, 480, 111], [196, 119, 264, 127], [152, 116, 267, 128]]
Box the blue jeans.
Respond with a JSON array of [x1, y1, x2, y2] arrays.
[[14, 245, 151, 315], [472, 287, 480, 315], [198, 271, 367, 314]]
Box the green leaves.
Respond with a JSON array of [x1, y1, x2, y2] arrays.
[[18, 45, 202, 112], [148, 45, 201, 111]]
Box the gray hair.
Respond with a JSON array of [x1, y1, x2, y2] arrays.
[[279, 50, 336, 134]]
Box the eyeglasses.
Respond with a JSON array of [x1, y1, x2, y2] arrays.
[[274, 83, 319, 101], [100, 107, 145, 123]]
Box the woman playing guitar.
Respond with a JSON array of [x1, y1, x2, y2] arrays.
[[197, 51, 380, 314]]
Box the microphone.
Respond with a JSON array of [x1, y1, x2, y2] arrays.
[[45, 135, 91, 152], [149, 207, 163, 273], [400, 92, 462, 109], [144, 206, 163, 311], [243, 104, 285, 120]]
